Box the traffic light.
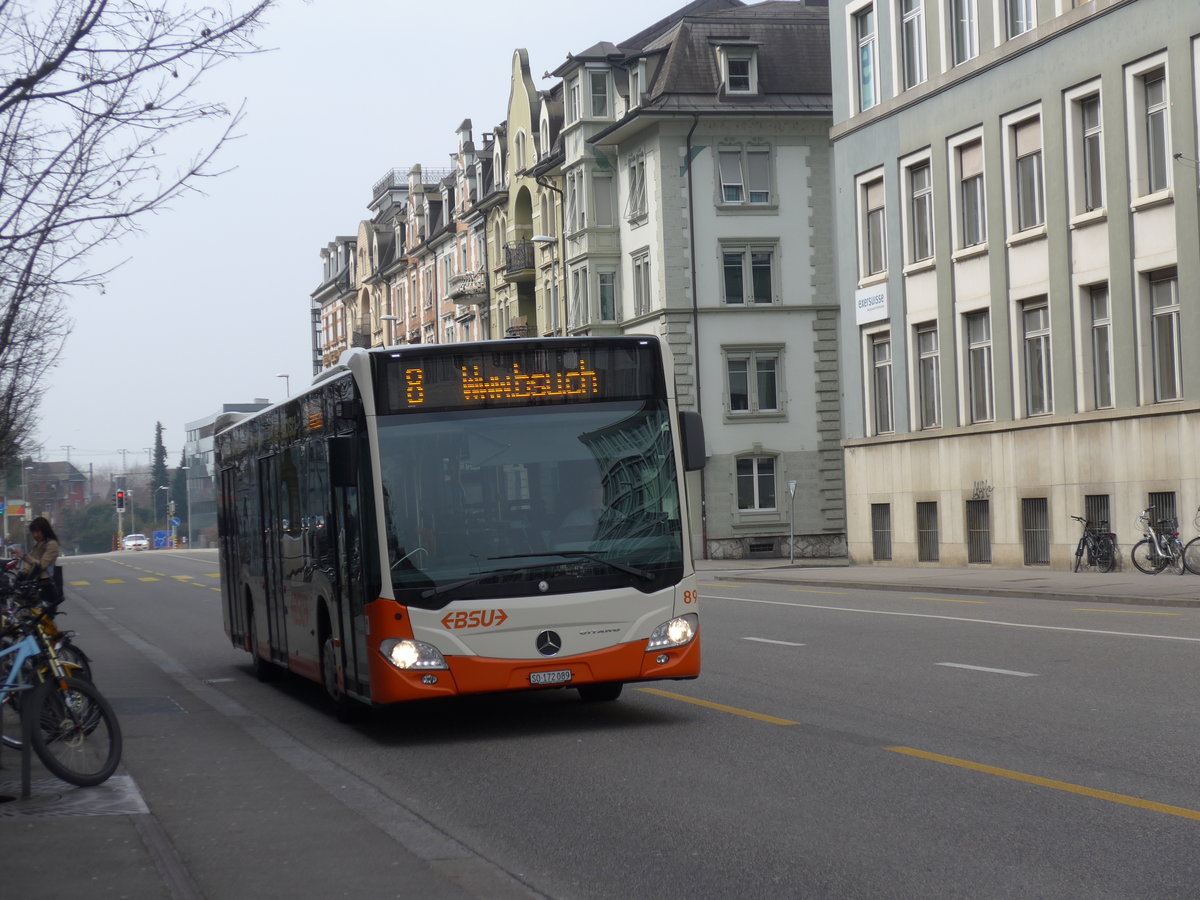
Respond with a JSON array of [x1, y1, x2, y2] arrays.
[[115, 490, 125, 512]]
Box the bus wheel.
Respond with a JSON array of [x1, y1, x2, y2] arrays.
[[321, 634, 363, 722], [578, 682, 623, 702]]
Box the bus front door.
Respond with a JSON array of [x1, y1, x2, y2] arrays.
[[258, 456, 288, 664]]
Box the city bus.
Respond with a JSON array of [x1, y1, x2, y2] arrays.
[[214, 335, 705, 713]]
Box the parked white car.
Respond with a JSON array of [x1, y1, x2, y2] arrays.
[[122, 533, 149, 551]]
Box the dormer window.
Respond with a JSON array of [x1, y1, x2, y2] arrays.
[[588, 69, 609, 118], [628, 60, 645, 109], [716, 44, 759, 95]]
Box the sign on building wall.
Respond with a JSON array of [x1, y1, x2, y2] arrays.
[[854, 284, 888, 325]]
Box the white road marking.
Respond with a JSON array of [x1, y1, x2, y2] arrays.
[[705, 594, 1200, 643], [936, 662, 1038, 677], [743, 637, 806, 647]]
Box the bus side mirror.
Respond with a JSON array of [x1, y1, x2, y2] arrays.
[[328, 437, 357, 488], [679, 411, 706, 472]]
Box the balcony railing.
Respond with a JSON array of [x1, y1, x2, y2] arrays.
[[502, 241, 535, 282], [448, 270, 488, 304]]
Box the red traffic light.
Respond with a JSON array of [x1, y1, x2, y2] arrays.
[[115, 490, 126, 511]]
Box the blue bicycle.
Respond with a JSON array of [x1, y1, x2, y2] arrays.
[[0, 604, 121, 786]]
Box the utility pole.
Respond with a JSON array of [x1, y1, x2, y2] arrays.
[[60, 444, 73, 462]]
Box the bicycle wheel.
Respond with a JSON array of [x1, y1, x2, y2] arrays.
[[53, 641, 92, 682], [1073, 538, 1085, 572], [1169, 539, 1186, 575], [1130, 538, 1167, 574], [29, 676, 121, 787], [1184, 537, 1200, 576], [1095, 535, 1116, 573]]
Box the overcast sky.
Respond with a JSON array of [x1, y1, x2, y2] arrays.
[[37, 0, 694, 478]]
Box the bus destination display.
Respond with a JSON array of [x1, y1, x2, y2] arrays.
[[379, 341, 663, 413]]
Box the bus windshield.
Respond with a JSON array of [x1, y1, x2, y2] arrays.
[[377, 400, 683, 608]]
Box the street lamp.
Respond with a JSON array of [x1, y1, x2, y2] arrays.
[[154, 485, 169, 544], [275, 373, 290, 397], [380, 314, 398, 346], [531, 234, 563, 335]]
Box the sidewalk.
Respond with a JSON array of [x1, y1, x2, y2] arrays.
[[694, 557, 1200, 608]]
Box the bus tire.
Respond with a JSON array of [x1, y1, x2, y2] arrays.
[[578, 682, 623, 702], [247, 604, 277, 683], [320, 631, 364, 722]]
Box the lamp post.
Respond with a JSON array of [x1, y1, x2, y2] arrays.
[[531, 235, 562, 335], [154, 485, 168, 547], [787, 480, 797, 565], [275, 373, 290, 398], [380, 314, 398, 346]]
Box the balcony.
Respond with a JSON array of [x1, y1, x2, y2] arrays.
[[501, 241, 535, 283], [448, 270, 489, 304]]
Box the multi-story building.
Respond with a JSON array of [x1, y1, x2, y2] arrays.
[[184, 402, 269, 547], [306, 0, 845, 560], [830, 0, 1200, 566]]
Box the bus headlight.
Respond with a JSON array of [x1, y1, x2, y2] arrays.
[[646, 613, 698, 650], [380, 639, 448, 670]]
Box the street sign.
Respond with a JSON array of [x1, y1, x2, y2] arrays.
[[170, 517, 181, 527]]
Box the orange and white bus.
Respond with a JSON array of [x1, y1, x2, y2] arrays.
[[215, 336, 704, 712]]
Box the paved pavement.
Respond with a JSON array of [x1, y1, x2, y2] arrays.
[[2, 558, 1197, 899]]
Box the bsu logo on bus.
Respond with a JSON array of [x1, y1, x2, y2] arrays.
[[441, 609, 509, 630]]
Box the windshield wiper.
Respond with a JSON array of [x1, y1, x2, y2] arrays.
[[416, 566, 528, 605], [490, 551, 654, 582]]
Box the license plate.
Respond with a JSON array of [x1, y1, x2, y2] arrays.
[[530, 669, 572, 686]]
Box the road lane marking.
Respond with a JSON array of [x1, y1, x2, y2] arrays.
[[103, 579, 125, 584], [743, 637, 806, 647], [204, 573, 220, 578], [915, 596, 986, 604], [637, 688, 799, 725], [886, 746, 1200, 823], [707, 594, 1200, 643], [936, 662, 1037, 677], [1071, 608, 1180, 616], [69, 581, 89, 586], [789, 588, 847, 595], [138, 577, 159, 582]]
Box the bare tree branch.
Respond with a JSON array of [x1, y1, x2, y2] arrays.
[[0, 0, 272, 465]]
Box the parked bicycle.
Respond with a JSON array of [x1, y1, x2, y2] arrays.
[[0, 599, 121, 786], [1070, 515, 1115, 572], [1183, 505, 1200, 576], [1130, 507, 1185, 575]]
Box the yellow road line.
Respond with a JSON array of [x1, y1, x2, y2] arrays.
[[1072, 608, 1180, 616], [637, 688, 798, 725], [103, 579, 125, 584], [914, 596, 986, 604], [138, 577, 159, 582], [887, 746, 1200, 822], [204, 573, 220, 578], [68, 581, 89, 586], [171, 575, 193, 581]]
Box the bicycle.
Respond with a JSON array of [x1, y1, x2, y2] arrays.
[[0, 604, 122, 786], [1070, 515, 1115, 572], [1130, 507, 1186, 575], [1182, 506, 1200, 576]]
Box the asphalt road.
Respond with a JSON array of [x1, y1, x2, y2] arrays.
[[49, 551, 1200, 898]]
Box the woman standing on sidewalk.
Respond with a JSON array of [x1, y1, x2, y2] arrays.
[[12, 516, 61, 605]]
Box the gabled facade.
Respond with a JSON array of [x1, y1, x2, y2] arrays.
[[829, 0, 1200, 567]]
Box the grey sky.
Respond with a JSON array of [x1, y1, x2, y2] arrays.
[[37, 0, 691, 477]]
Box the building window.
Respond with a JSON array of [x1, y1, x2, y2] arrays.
[[965, 310, 993, 423], [1143, 69, 1169, 194], [861, 177, 886, 276], [1006, 0, 1034, 38], [908, 160, 933, 263], [1012, 119, 1044, 232], [570, 265, 588, 328], [871, 503, 893, 560], [589, 70, 609, 118], [1079, 93, 1104, 213], [629, 62, 643, 108], [1084, 494, 1110, 534], [598, 272, 618, 321], [718, 147, 771, 205], [1149, 270, 1181, 401], [737, 456, 776, 510], [870, 332, 894, 434], [717, 46, 758, 94], [1148, 491, 1177, 530], [1089, 284, 1113, 409], [950, 0, 977, 65], [855, 5, 879, 112], [915, 323, 940, 428], [727, 56, 752, 92], [957, 140, 986, 248], [722, 244, 775, 305], [1021, 498, 1050, 565], [916, 501, 939, 561], [899, 0, 926, 90], [966, 499, 991, 563], [626, 154, 647, 220], [727, 349, 780, 415], [632, 251, 651, 316], [592, 174, 614, 228], [1022, 300, 1051, 416], [567, 77, 581, 123]]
